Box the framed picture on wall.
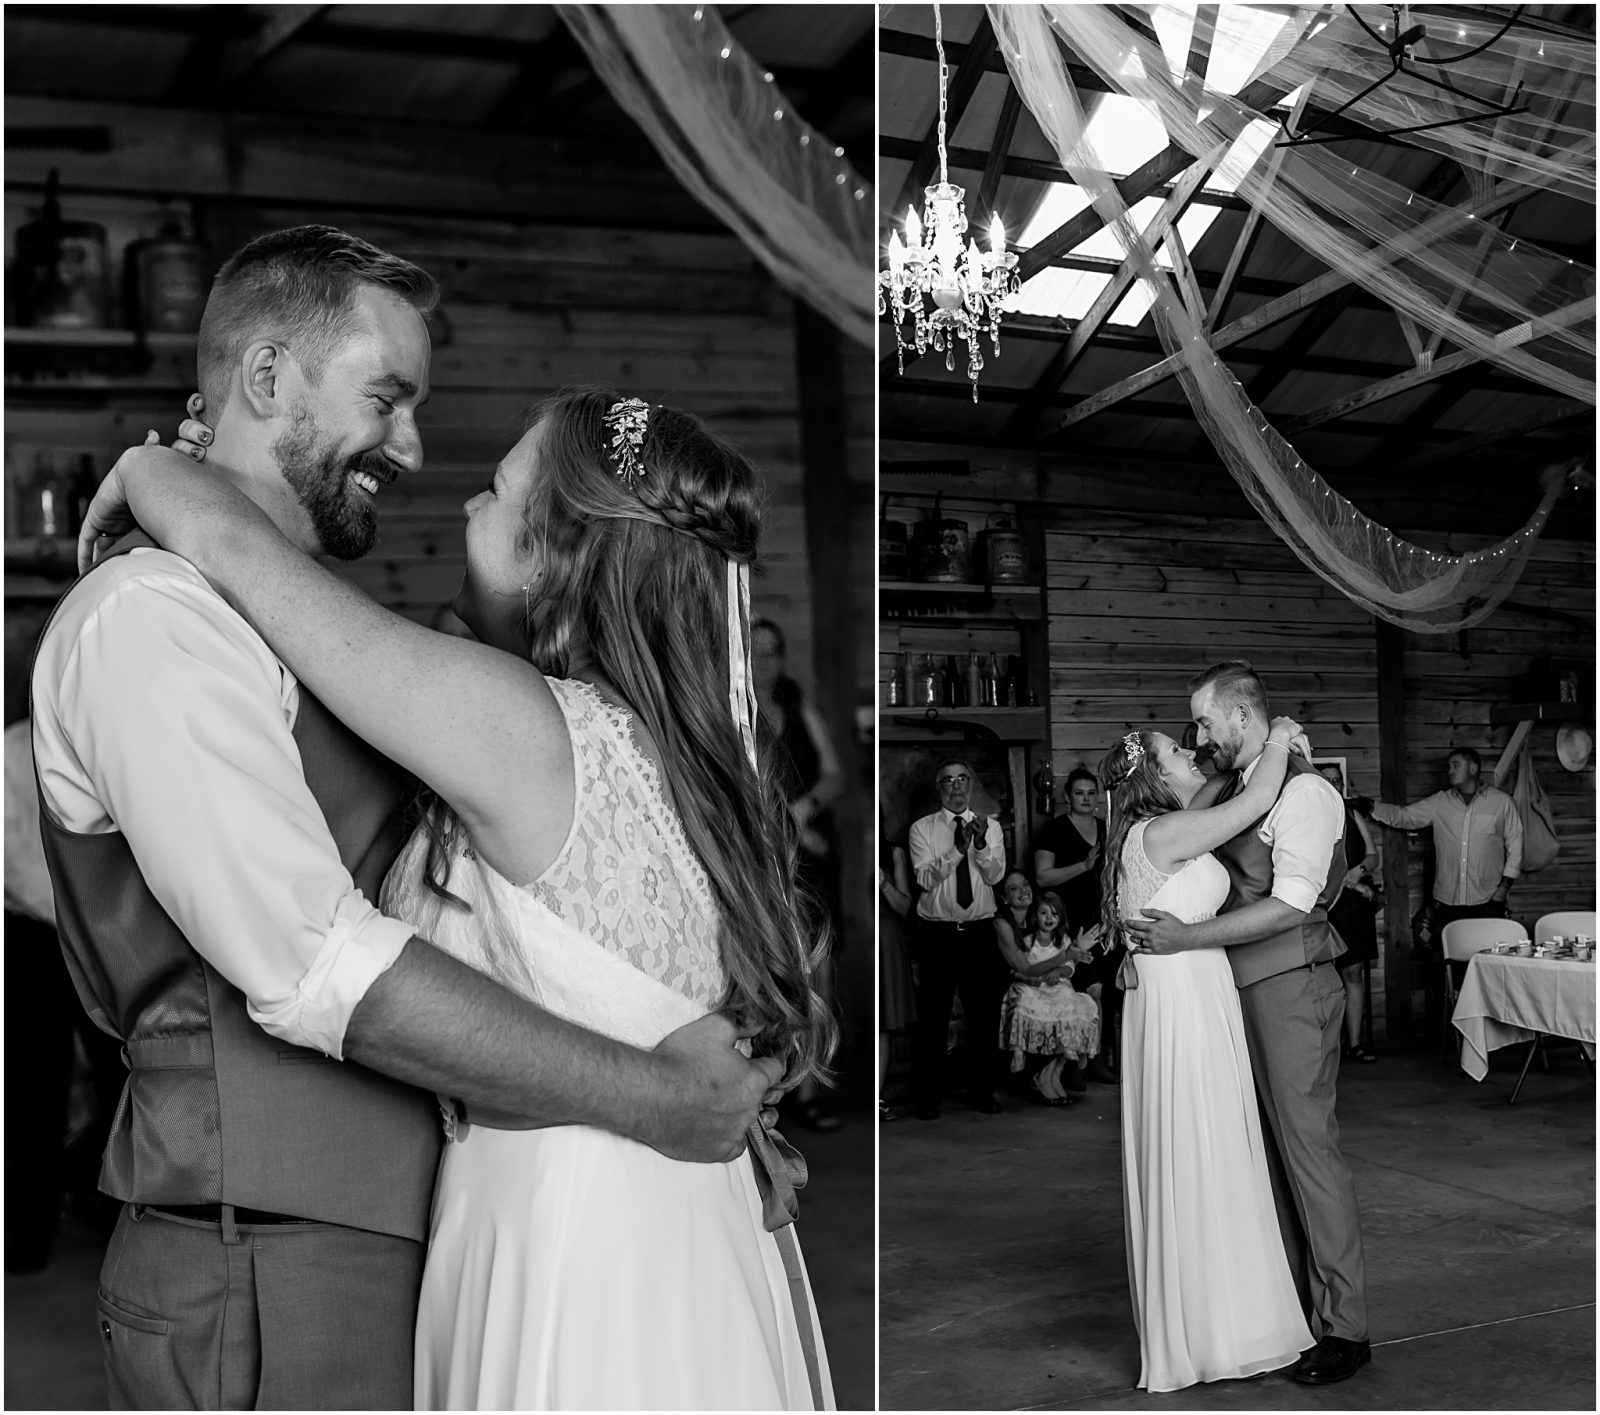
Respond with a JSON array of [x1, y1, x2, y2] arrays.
[[1311, 755, 1349, 796]]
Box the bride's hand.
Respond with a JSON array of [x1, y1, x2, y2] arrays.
[[172, 391, 215, 462], [1267, 716, 1302, 749], [76, 428, 219, 573]]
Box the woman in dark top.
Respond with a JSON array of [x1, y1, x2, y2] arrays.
[[1033, 767, 1120, 1083], [1319, 763, 1381, 1064], [879, 818, 915, 1120]]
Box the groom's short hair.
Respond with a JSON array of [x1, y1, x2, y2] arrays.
[[1188, 660, 1269, 722], [197, 225, 438, 415]]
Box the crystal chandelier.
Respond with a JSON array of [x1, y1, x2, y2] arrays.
[[878, 3, 1019, 401]]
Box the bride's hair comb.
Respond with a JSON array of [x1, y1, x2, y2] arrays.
[[603, 397, 650, 487], [1122, 731, 1144, 767]]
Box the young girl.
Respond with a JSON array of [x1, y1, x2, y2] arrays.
[[997, 892, 1101, 1106]]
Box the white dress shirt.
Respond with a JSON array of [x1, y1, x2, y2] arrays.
[[1235, 753, 1345, 913], [31, 547, 415, 1059], [910, 808, 1007, 921], [1372, 786, 1523, 905]]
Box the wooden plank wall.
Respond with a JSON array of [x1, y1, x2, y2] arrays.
[[1045, 507, 1389, 1031], [1397, 538, 1596, 929]]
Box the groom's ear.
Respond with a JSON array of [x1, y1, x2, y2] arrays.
[[239, 341, 288, 418]]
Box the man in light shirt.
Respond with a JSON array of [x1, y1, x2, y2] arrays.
[[31, 226, 780, 1409], [1126, 661, 1370, 1388], [907, 756, 1008, 1119], [1356, 747, 1523, 935]]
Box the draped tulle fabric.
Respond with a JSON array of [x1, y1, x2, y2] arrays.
[[557, 3, 874, 348], [1117, 821, 1311, 1392], [988, 3, 1590, 632]]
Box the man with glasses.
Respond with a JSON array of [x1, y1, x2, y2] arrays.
[[907, 757, 1008, 1119]]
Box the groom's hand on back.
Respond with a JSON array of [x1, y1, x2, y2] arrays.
[[646, 1011, 785, 1163], [1124, 909, 1190, 955]]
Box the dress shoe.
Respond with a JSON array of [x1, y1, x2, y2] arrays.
[[1060, 1061, 1088, 1093], [970, 1094, 1003, 1114], [1083, 1058, 1120, 1085], [1290, 1336, 1371, 1385], [912, 1101, 941, 1121]]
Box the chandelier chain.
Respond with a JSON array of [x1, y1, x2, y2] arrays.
[[935, 3, 949, 186]]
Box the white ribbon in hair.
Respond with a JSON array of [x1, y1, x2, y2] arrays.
[[727, 559, 758, 769]]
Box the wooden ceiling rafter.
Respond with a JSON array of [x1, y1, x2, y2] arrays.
[[1385, 399, 1593, 472], [163, 5, 328, 102], [1056, 170, 1550, 431], [1003, 153, 1217, 439], [1276, 295, 1598, 436]]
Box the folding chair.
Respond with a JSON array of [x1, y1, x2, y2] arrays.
[[1532, 911, 1597, 946], [1441, 918, 1528, 1068]]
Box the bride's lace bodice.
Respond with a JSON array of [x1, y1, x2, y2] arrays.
[[1118, 818, 1230, 927], [380, 677, 727, 1026]]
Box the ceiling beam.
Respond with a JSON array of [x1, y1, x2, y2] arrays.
[[879, 25, 1113, 95], [1004, 155, 1216, 439], [1276, 296, 1598, 435], [891, 14, 997, 220], [976, 84, 1022, 220], [1385, 401, 1593, 473], [164, 6, 328, 101], [1056, 175, 1547, 430]]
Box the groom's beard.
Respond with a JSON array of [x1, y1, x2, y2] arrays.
[[273, 408, 390, 561], [1210, 732, 1246, 771]]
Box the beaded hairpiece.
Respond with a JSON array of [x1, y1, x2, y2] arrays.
[[603, 397, 650, 487], [1122, 731, 1144, 767]]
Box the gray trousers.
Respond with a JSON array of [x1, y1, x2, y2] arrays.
[[1237, 965, 1369, 1344], [97, 1204, 423, 1410]]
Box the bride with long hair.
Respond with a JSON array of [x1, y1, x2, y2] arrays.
[[83, 387, 837, 1410], [1098, 721, 1311, 1393]]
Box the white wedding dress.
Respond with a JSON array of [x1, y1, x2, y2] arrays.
[[1117, 819, 1311, 1393], [383, 677, 833, 1411]]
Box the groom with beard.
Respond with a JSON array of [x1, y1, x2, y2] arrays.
[[1125, 661, 1370, 1387], [31, 225, 781, 1409]]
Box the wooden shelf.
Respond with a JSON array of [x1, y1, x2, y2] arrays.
[[1490, 702, 1589, 725], [879, 705, 1048, 743], [5, 327, 196, 350], [881, 580, 1043, 621]]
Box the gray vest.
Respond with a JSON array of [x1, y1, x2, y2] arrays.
[[1215, 751, 1347, 988], [34, 535, 442, 1240]]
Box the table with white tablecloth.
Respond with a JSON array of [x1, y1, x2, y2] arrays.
[[1451, 952, 1597, 1083]]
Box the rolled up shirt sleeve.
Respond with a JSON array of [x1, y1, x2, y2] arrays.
[[1263, 776, 1346, 914], [36, 557, 412, 1060]]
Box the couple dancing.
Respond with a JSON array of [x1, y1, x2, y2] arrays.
[[33, 226, 835, 1409], [1101, 663, 1370, 1393]]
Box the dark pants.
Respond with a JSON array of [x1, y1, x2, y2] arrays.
[[912, 917, 1004, 1105], [1238, 964, 1368, 1344], [99, 1204, 423, 1409]]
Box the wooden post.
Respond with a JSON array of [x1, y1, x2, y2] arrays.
[[1376, 618, 1413, 1040], [793, 302, 868, 1078]]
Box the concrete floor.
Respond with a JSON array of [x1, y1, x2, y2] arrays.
[[5, 1092, 875, 1412], [882, 1040, 1595, 1411]]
